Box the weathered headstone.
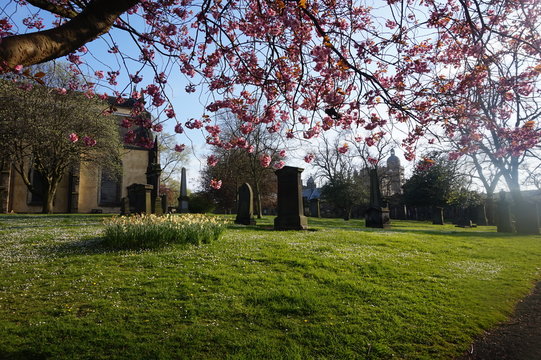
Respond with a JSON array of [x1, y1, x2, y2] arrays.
[[365, 169, 391, 228], [235, 183, 256, 225], [161, 194, 168, 214], [515, 199, 540, 235], [120, 196, 130, 216], [496, 191, 514, 233], [127, 183, 153, 214], [146, 139, 162, 214], [309, 198, 321, 218], [274, 166, 308, 230], [177, 167, 189, 213], [432, 206, 444, 225]]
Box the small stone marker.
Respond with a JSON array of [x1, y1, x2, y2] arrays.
[[235, 183, 256, 225], [496, 191, 514, 233], [178, 167, 189, 213], [365, 169, 391, 228], [274, 166, 308, 230]]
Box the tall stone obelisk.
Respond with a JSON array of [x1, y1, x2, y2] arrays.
[[177, 167, 189, 213]]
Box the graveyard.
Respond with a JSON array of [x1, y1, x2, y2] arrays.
[[1, 214, 540, 359]]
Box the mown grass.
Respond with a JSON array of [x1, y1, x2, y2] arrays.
[[0, 214, 540, 359]]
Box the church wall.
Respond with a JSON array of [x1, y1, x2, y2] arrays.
[[77, 163, 100, 213], [9, 166, 70, 213]]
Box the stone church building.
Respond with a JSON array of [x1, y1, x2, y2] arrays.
[[0, 99, 161, 214]]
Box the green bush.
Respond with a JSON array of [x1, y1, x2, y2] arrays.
[[103, 214, 225, 249], [188, 192, 216, 213]]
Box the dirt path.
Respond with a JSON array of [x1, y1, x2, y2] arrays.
[[458, 282, 541, 360]]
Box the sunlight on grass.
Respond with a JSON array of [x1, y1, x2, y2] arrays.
[[0, 214, 540, 359]]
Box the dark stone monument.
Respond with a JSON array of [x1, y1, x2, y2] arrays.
[[496, 191, 514, 233], [274, 166, 308, 230], [146, 139, 162, 214], [515, 199, 540, 235], [235, 183, 256, 225], [177, 167, 189, 213], [365, 169, 391, 228], [432, 206, 444, 225], [120, 197, 130, 216], [127, 183, 153, 214], [309, 198, 321, 218], [161, 194, 168, 214]]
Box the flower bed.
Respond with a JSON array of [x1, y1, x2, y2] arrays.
[[103, 214, 225, 249]]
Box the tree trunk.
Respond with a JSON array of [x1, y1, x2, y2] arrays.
[[42, 180, 59, 214]]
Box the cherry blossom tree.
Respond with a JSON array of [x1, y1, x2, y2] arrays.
[[0, 0, 539, 190], [0, 79, 122, 213]]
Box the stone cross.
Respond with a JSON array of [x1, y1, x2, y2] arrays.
[[178, 167, 189, 213], [235, 183, 256, 225], [274, 166, 307, 230]]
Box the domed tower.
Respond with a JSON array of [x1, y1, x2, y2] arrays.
[[386, 149, 404, 195]]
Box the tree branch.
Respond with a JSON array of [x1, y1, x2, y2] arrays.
[[0, 0, 139, 68]]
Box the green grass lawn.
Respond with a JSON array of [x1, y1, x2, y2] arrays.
[[1, 214, 540, 359]]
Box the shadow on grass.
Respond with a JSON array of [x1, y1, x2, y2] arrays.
[[40, 236, 196, 258]]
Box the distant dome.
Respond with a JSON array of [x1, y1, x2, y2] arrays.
[[387, 149, 400, 168]]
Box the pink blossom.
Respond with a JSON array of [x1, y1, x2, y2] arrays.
[[69, 133, 79, 143], [259, 154, 272, 168], [367, 157, 378, 165], [83, 136, 97, 147], [273, 161, 285, 169], [337, 143, 349, 154], [174, 123, 184, 133], [247, 145, 255, 153], [14, 64, 23, 73], [174, 144, 186, 152], [304, 153, 315, 163], [210, 179, 222, 190], [279, 150, 287, 157], [207, 155, 219, 167], [56, 88, 67, 95], [152, 124, 163, 132]]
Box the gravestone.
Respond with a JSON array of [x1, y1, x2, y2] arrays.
[[365, 169, 391, 228], [515, 199, 540, 235], [432, 206, 444, 225], [235, 183, 256, 225], [496, 191, 514, 233], [146, 139, 162, 214], [274, 166, 308, 230], [127, 183, 153, 214], [120, 196, 130, 215], [309, 198, 321, 218], [177, 167, 189, 213], [161, 194, 168, 214]]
